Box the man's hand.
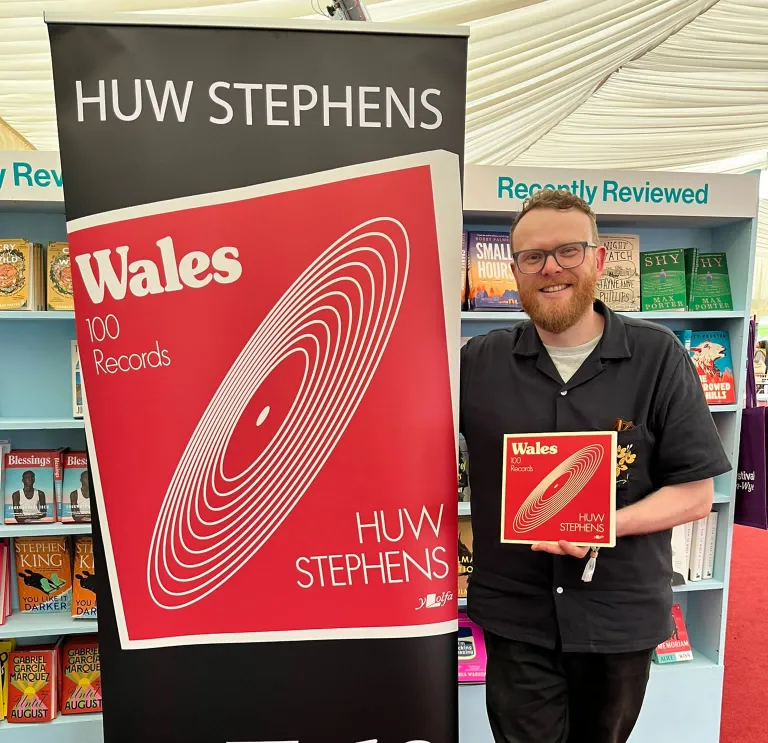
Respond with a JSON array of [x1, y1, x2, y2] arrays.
[[531, 541, 590, 558]]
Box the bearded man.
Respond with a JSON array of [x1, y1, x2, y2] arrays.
[[459, 189, 731, 743]]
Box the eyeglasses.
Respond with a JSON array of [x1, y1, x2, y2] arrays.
[[512, 242, 597, 275]]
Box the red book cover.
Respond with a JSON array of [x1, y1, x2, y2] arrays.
[[653, 604, 693, 663], [60, 636, 101, 715], [6, 647, 57, 723], [501, 432, 617, 547]]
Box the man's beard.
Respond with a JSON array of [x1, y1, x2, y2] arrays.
[[518, 267, 597, 334]]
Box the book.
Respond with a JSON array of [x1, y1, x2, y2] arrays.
[[3, 450, 56, 524], [458, 515, 473, 598], [15, 536, 72, 614], [689, 253, 733, 311], [687, 330, 736, 405], [72, 537, 97, 619], [673, 329, 692, 351], [688, 516, 708, 581], [653, 604, 693, 664], [683, 248, 699, 307], [46, 241, 75, 311], [458, 615, 487, 683], [640, 249, 686, 312], [500, 432, 617, 547], [0, 540, 9, 626], [461, 231, 467, 310], [6, 645, 59, 723], [596, 233, 640, 311], [670, 524, 688, 586], [467, 231, 522, 311], [61, 451, 90, 523], [0, 440, 10, 509], [458, 436, 471, 503], [71, 340, 83, 418], [0, 239, 32, 310], [0, 639, 16, 720], [60, 636, 101, 715], [702, 511, 719, 580]]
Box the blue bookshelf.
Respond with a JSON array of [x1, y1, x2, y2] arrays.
[[458, 165, 760, 743]]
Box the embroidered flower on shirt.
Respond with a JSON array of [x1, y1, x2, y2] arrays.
[[616, 444, 636, 479]]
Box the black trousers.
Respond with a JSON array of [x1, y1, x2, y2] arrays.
[[484, 631, 654, 743]]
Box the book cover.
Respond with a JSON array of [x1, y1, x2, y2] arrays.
[[595, 234, 640, 311], [0, 639, 16, 720], [501, 432, 617, 547], [671, 524, 688, 586], [3, 450, 56, 524], [674, 329, 692, 351], [60, 451, 90, 523], [690, 253, 733, 311], [467, 231, 522, 311], [0, 239, 31, 310], [458, 437, 471, 503], [46, 241, 74, 311], [71, 341, 83, 419], [702, 511, 719, 580], [688, 516, 708, 581], [683, 248, 699, 308], [653, 604, 693, 664], [61, 637, 101, 715], [15, 536, 72, 613], [688, 330, 736, 405], [461, 231, 467, 310], [6, 646, 57, 723], [458, 614, 487, 683], [458, 516, 473, 598], [640, 249, 686, 312], [72, 537, 97, 619]]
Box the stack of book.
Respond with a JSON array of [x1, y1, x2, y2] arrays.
[[0, 239, 74, 312], [671, 510, 719, 585]]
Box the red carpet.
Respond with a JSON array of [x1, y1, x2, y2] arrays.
[[721, 525, 768, 743]]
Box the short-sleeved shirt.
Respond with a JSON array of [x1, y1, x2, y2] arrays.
[[459, 300, 732, 653]]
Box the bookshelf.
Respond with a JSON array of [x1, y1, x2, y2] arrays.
[[458, 164, 760, 743]]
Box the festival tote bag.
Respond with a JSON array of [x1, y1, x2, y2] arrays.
[[735, 318, 768, 529]]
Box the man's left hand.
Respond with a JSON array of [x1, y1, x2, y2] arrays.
[[531, 541, 590, 558]]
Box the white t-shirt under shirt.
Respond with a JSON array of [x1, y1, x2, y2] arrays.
[[543, 334, 603, 383]]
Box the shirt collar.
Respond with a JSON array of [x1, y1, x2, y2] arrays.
[[513, 300, 631, 360]]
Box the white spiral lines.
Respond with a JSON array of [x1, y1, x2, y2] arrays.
[[512, 445, 605, 534], [147, 217, 410, 610]]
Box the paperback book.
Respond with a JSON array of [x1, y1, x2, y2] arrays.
[[15, 536, 72, 614], [72, 537, 97, 619], [640, 249, 686, 312], [653, 604, 693, 664], [60, 636, 102, 715], [467, 231, 522, 311], [458, 615, 487, 683], [71, 341, 83, 418], [686, 330, 736, 405], [3, 450, 56, 524], [6, 645, 59, 723], [501, 432, 617, 547], [0, 638, 16, 720], [458, 437, 471, 503], [461, 231, 467, 310], [60, 451, 90, 523], [458, 516, 473, 598], [689, 253, 733, 311], [595, 234, 640, 311], [46, 241, 74, 311]]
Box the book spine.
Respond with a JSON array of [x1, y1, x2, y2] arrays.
[[703, 511, 719, 580], [689, 516, 708, 581]]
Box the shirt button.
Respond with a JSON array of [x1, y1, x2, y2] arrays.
[[560, 390, 568, 396], [556, 587, 564, 594]]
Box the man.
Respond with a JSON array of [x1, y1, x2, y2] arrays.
[[11, 470, 47, 523], [69, 470, 91, 522], [460, 189, 731, 743]]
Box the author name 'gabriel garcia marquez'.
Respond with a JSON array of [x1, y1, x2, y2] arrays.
[[295, 505, 449, 589]]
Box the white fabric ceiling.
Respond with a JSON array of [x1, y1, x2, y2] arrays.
[[0, 0, 766, 307]]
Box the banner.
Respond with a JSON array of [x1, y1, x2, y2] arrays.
[[47, 14, 468, 743]]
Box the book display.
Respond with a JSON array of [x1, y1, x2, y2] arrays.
[[459, 164, 759, 743]]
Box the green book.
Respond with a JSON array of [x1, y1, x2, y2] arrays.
[[683, 248, 699, 308], [689, 253, 733, 311], [640, 249, 687, 312]]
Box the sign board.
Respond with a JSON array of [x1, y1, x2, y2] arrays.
[[0, 151, 64, 203]]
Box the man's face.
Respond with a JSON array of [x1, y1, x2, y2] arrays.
[[81, 471, 89, 488], [22, 471, 35, 488], [511, 207, 605, 334]]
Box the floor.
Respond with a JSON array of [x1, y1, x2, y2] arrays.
[[720, 524, 768, 743]]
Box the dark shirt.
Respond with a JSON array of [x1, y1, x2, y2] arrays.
[[459, 300, 732, 653]]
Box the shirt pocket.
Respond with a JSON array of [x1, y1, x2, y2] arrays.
[[614, 424, 655, 507]]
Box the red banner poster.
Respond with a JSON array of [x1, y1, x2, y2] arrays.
[[67, 151, 462, 649], [501, 431, 617, 547]]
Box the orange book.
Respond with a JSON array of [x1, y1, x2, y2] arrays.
[[458, 516, 473, 598], [15, 536, 72, 614], [60, 636, 101, 715], [6, 645, 58, 723], [72, 537, 97, 619]]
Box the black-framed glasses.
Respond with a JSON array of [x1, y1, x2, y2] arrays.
[[512, 241, 597, 274]]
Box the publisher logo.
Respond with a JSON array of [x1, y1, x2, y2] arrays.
[[415, 591, 453, 610], [513, 444, 605, 533]]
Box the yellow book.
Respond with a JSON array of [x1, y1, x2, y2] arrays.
[[0, 638, 17, 720], [0, 239, 31, 310], [47, 241, 74, 311]]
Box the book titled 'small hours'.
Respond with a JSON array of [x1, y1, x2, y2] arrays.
[[501, 432, 617, 547]]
